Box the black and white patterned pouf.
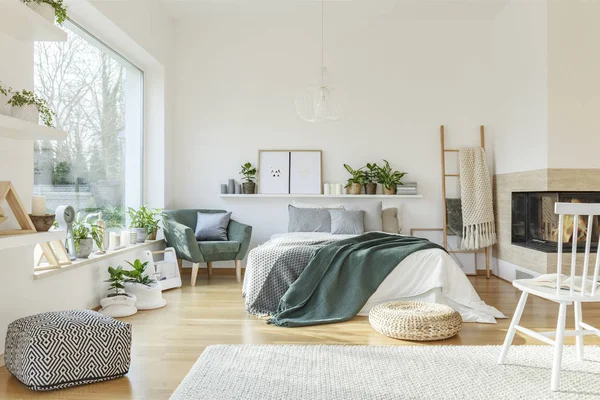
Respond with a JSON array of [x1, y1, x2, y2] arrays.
[[4, 310, 132, 391]]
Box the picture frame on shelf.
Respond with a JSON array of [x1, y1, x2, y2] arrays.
[[258, 150, 290, 194], [258, 150, 322, 195]]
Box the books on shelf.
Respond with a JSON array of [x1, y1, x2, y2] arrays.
[[530, 274, 598, 293], [396, 182, 417, 195]]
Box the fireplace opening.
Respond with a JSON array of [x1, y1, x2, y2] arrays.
[[512, 191, 600, 253]]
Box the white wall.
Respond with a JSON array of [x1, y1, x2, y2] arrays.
[[491, 0, 548, 175], [169, 6, 497, 266]]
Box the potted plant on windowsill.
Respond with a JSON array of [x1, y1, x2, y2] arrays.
[[343, 164, 366, 195], [99, 265, 137, 318], [376, 159, 406, 195], [127, 205, 162, 242], [364, 163, 379, 195], [7, 90, 55, 127], [240, 162, 257, 194], [21, 0, 68, 25], [123, 259, 166, 310], [72, 214, 103, 259]]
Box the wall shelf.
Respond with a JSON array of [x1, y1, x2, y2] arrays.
[[220, 194, 423, 199], [0, 114, 67, 141], [0, 230, 65, 252], [0, 1, 67, 42]]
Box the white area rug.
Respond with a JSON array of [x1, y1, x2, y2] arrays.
[[171, 345, 600, 399]]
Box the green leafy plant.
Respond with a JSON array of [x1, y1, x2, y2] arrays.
[[376, 160, 406, 190], [343, 164, 367, 188], [127, 205, 162, 235], [364, 163, 379, 183], [73, 213, 103, 250], [124, 259, 155, 286], [105, 265, 127, 297], [22, 0, 68, 24], [7, 90, 55, 127], [0, 81, 12, 97], [240, 162, 257, 183]]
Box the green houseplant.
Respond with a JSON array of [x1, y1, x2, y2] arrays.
[[240, 162, 257, 194], [123, 259, 166, 310], [127, 205, 162, 242], [22, 0, 68, 24], [364, 162, 379, 195], [376, 160, 406, 195], [72, 214, 103, 258], [99, 265, 138, 317], [105, 265, 128, 298], [8, 90, 55, 127], [343, 164, 366, 195]]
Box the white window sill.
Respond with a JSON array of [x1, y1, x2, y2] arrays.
[[33, 239, 165, 280]]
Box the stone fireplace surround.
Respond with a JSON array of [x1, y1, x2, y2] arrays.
[[494, 169, 600, 275]]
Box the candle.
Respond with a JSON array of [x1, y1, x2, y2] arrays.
[[108, 232, 120, 250], [120, 230, 131, 247], [130, 231, 137, 245], [324, 183, 331, 195], [334, 184, 343, 195], [32, 196, 46, 216]]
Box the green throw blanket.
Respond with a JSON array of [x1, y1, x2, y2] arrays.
[[268, 232, 446, 327]]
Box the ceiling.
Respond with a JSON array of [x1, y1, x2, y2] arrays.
[[157, 0, 510, 21]]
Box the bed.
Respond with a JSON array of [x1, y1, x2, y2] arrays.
[[242, 232, 505, 324]]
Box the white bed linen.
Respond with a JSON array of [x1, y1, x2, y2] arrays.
[[269, 232, 506, 323]]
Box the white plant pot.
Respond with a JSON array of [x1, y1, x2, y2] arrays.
[[25, 2, 55, 22], [11, 104, 39, 124], [99, 294, 137, 318], [76, 238, 93, 259], [124, 282, 166, 310], [131, 227, 148, 243], [0, 93, 10, 116]]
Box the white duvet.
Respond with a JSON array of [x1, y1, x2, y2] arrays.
[[270, 232, 506, 323]]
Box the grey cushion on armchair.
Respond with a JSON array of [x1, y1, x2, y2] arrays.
[[162, 209, 252, 263]]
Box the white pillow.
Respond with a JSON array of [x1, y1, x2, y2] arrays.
[[292, 201, 345, 209], [341, 201, 382, 232]]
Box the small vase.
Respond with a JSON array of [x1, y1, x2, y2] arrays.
[[76, 238, 93, 258], [383, 186, 397, 195], [25, 2, 55, 22], [347, 183, 362, 195], [11, 104, 39, 124], [132, 227, 148, 243], [242, 182, 256, 194], [365, 182, 377, 195]]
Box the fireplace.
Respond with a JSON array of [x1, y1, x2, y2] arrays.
[[512, 191, 600, 253]]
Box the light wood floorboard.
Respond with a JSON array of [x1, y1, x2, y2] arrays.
[[1, 273, 599, 399]]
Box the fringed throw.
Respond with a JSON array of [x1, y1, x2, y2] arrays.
[[458, 147, 497, 250]]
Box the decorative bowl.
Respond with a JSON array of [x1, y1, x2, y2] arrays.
[[29, 214, 55, 232]]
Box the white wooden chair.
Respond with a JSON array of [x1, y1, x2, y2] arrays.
[[498, 202, 600, 391]]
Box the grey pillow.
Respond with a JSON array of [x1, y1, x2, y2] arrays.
[[330, 210, 365, 235], [195, 212, 231, 241], [288, 205, 331, 232], [342, 201, 383, 232]]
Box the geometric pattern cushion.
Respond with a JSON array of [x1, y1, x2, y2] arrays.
[[4, 310, 131, 391]]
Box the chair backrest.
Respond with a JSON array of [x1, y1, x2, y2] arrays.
[[554, 202, 600, 296], [162, 209, 227, 230]]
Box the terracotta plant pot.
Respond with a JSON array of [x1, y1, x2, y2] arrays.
[[242, 182, 256, 194], [29, 214, 55, 232], [383, 186, 397, 195], [347, 183, 362, 195], [365, 183, 377, 195]]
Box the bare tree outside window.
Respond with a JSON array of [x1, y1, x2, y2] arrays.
[[33, 21, 143, 228]]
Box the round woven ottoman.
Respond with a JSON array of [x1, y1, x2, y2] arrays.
[[369, 301, 462, 341]]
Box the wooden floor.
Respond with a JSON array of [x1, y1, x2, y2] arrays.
[[1, 273, 600, 400]]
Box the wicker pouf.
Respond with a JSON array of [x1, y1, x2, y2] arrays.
[[369, 301, 462, 341], [4, 310, 131, 391]]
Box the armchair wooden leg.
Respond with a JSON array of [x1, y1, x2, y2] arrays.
[[235, 260, 242, 283], [207, 261, 213, 277], [191, 263, 199, 287]]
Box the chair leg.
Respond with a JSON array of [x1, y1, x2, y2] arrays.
[[551, 302, 568, 392], [191, 263, 199, 287], [574, 301, 584, 361], [235, 260, 242, 283], [498, 291, 529, 364], [207, 261, 213, 277]]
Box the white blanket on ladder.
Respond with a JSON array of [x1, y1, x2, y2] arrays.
[[459, 147, 497, 250]]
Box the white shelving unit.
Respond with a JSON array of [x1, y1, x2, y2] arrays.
[[220, 194, 423, 199], [0, 0, 67, 42], [0, 114, 67, 141], [0, 230, 65, 251]]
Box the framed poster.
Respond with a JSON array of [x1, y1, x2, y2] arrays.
[[258, 151, 290, 194], [290, 151, 322, 194]]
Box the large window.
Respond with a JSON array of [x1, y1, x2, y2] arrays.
[[33, 20, 143, 227]]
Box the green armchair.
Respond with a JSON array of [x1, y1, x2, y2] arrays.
[[162, 209, 252, 286]]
